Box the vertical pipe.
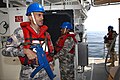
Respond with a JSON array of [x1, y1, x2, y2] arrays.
[[6, 0, 9, 8], [118, 18, 120, 65], [42, 0, 44, 6]]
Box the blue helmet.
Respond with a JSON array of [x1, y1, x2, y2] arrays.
[[26, 2, 45, 16], [108, 25, 113, 30], [60, 22, 73, 29]]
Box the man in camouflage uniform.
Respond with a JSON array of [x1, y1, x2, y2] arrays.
[[2, 2, 55, 80], [104, 25, 117, 67], [55, 22, 77, 80]]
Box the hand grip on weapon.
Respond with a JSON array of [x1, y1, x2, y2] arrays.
[[23, 48, 37, 60]]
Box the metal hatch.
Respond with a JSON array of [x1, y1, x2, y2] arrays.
[[43, 10, 74, 46]]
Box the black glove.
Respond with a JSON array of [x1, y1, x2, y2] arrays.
[[103, 35, 108, 43], [104, 35, 107, 39]]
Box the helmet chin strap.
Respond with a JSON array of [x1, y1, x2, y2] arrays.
[[31, 12, 37, 26]]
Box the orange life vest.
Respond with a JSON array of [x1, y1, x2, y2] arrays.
[[107, 31, 117, 40], [19, 22, 54, 65], [55, 33, 77, 54]]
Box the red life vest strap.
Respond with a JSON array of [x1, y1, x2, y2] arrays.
[[55, 33, 77, 53]]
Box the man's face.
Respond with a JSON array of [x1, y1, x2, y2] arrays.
[[33, 12, 44, 26], [61, 28, 69, 35], [108, 28, 112, 32]]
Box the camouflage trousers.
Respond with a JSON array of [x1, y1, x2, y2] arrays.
[[58, 52, 75, 80], [19, 65, 50, 80]]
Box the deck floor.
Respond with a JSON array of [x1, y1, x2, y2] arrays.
[[79, 57, 119, 80]]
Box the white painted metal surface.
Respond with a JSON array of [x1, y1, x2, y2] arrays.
[[0, 50, 21, 80]]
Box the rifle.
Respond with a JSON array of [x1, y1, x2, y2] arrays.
[[30, 44, 56, 80]]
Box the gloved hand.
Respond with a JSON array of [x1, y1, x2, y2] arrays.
[[104, 35, 108, 43], [104, 35, 107, 39]]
